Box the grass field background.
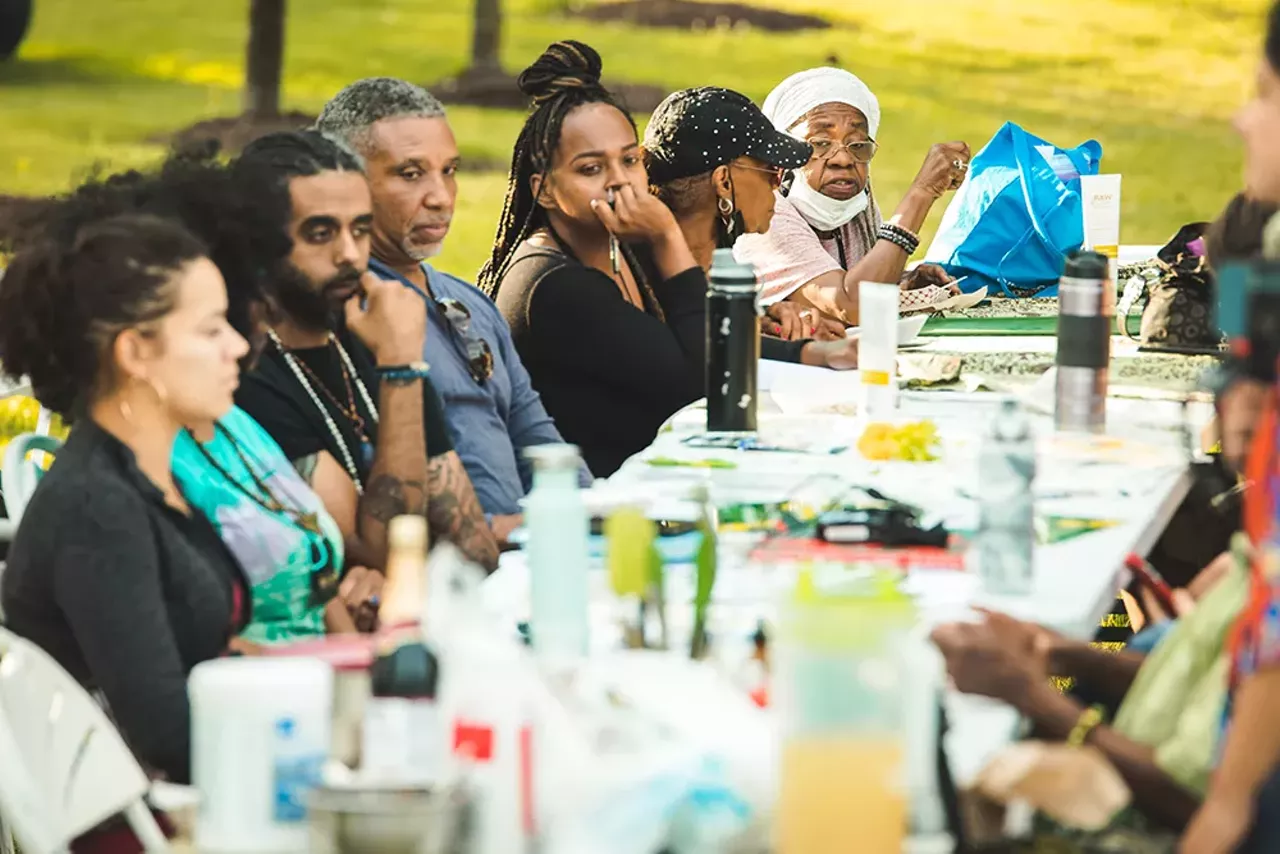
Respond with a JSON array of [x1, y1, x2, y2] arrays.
[[0, 0, 1269, 281]]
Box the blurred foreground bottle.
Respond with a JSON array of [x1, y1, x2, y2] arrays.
[[974, 399, 1036, 595], [525, 444, 590, 668], [360, 515, 444, 786], [774, 571, 915, 854]]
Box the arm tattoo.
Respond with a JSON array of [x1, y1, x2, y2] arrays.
[[426, 453, 499, 572], [362, 474, 427, 524]]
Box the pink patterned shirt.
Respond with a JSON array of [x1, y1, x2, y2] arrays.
[[734, 192, 882, 305]]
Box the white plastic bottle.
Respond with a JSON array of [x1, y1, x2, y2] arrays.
[[190, 658, 333, 853], [858, 281, 899, 416], [973, 400, 1037, 595], [524, 444, 591, 666]]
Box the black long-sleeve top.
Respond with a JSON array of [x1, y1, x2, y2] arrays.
[[1, 419, 250, 783], [494, 242, 804, 476]]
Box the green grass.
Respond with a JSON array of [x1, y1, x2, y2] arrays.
[[0, 0, 1269, 280]]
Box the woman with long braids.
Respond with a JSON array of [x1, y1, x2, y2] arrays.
[[479, 41, 704, 477], [482, 43, 858, 475]]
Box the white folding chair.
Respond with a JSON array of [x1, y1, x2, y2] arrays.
[[1, 432, 62, 527], [0, 627, 170, 853]]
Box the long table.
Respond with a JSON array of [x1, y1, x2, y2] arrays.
[[483, 362, 1206, 841]]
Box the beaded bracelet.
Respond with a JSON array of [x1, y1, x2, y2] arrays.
[[881, 221, 921, 244], [878, 226, 918, 255], [376, 362, 432, 385]]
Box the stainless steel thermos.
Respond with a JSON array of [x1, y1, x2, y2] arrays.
[[1055, 250, 1112, 433]]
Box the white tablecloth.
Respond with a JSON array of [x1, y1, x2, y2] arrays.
[[485, 362, 1203, 835]]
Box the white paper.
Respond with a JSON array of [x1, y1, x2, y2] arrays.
[[759, 360, 863, 416]]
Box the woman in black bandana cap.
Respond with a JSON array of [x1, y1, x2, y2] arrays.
[[482, 43, 859, 476], [646, 86, 847, 342]]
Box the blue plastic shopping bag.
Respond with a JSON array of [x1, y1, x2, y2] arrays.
[[924, 122, 1103, 298]]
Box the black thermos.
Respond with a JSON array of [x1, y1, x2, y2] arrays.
[[706, 248, 761, 434]]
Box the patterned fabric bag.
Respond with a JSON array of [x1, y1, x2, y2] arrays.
[[1118, 223, 1220, 351]]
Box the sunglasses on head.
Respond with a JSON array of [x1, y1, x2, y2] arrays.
[[435, 297, 495, 384]]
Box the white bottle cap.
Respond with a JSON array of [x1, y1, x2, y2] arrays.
[[388, 514, 428, 551], [524, 442, 582, 471]]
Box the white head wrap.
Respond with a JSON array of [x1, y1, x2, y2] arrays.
[[761, 67, 881, 139]]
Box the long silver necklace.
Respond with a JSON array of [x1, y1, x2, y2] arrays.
[[266, 328, 379, 494]]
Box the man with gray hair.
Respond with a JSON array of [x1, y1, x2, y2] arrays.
[[316, 78, 586, 543]]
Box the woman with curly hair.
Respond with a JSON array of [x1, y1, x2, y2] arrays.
[[0, 210, 251, 786], [3, 152, 375, 670]]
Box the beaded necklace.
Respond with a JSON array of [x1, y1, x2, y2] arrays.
[[266, 328, 379, 494]]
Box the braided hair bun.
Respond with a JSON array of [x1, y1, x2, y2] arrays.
[[479, 40, 636, 297], [517, 41, 605, 105]]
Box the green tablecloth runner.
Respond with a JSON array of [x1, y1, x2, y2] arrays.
[[922, 315, 1059, 336]]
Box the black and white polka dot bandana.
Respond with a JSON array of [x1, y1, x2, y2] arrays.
[[643, 86, 812, 185]]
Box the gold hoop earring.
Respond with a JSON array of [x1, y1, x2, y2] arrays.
[[119, 399, 134, 426]]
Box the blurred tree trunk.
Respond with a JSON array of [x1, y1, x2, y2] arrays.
[[245, 0, 286, 120], [469, 0, 503, 76]]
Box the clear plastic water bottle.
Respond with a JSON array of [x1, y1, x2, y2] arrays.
[[525, 443, 590, 666], [974, 400, 1036, 595]]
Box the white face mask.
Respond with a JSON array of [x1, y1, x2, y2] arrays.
[[787, 172, 869, 231]]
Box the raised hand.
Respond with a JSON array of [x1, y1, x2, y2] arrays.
[[911, 141, 972, 199], [343, 271, 426, 366]]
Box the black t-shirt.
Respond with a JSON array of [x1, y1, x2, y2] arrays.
[[235, 326, 453, 489]]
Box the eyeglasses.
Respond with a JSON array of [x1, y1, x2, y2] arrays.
[[730, 162, 785, 189], [435, 297, 495, 384], [809, 138, 879, 163]]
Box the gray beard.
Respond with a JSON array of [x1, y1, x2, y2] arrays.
[[402, 237, 443, 261]]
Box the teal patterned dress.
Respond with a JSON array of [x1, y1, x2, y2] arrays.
[[172, 407, 343, 644]]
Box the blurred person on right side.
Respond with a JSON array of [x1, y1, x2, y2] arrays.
[[1181, 5, 1280, 851], [1205, 193, 1279, 475]]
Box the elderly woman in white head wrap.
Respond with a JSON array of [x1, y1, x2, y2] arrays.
[[734, 67, 970, 325]]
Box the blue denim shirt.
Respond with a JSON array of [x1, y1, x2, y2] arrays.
[[369, 259, 588, 515]]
